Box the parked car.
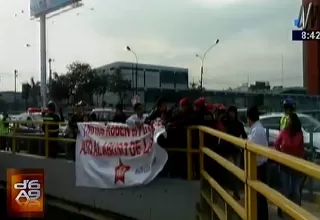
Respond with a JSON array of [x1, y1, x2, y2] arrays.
[[256, 112, 320, 162], [90, 108, 149, 122], [91, 108, 133, 122], [259, 113, 320, 146], [15, 112, 66, 134], [243, 113, 320, 148]]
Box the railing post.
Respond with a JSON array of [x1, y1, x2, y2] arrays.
[[199, 130, 205, 216], [187, 128, 192, 180], [199, 130, 204, 172], [45, 122, 49, 158], [307, 132, 314, 201], [11, 122, 16, 154], [245, 142, 257, 220]]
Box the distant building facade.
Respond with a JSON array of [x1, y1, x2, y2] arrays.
[[233, 81, 306, 95], [233, 81, 271, 92], [96, 61, 189, 90]]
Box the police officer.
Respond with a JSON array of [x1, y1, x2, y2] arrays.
[[280, 97, 296, 130], [0, 112, 10, 151], [42, 101, 60, 158]]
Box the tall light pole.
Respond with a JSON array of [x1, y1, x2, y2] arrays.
[[48, 58, 54, 100], [195, 39, 220, 91], [281, 54, 284, 87], [13, 70, 18, 110], [48, 58, 54, 83], [40, 15, 47, 107], [126, 46, 138, 95]]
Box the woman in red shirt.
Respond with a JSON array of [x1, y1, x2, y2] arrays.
[[274, 113, 304, 216]]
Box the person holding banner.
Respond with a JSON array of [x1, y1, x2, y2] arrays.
[[126, 103, 146, 127], [67, 101, 86, 160], [112, 104, 127, 123], [145, 97, 168, 124]]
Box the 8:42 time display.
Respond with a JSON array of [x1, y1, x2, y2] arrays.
[[292, 30, 320, 41]]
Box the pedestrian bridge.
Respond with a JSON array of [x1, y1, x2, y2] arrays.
[[0, 121, 320, 220]]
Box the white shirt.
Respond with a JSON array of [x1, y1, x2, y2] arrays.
[[126, 114, 146, 127], [248, 121, 269, 166]]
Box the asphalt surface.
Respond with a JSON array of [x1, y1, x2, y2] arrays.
[[0, 187, 94, 220]]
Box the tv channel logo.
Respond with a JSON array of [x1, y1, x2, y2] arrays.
[[7, 169, 45, 218]]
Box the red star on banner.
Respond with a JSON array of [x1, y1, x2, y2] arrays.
[[114, 158, 130, 184]]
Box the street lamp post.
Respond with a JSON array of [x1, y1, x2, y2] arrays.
[[195, 39, 220, 91], [48, 58, 54, 83], [48, 58, 54, 100], [13, 70, 18, 110], [72, 85, 78, 113], [126, 46, 138, 95]]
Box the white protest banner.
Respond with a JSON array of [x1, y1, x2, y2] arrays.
[[75, 121, 168, 188]]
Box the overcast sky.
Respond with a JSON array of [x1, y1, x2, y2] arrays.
[[0, 0, 303, 91]]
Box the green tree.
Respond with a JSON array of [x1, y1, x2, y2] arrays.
[[190, 80, 204, 91], [93, 72, 109, 105], [50, 72, 70, 104], [66, 61, 96, 104], [108, 68, 131, 105], [21, 83, 31, 110], [29, 77, 40, 107]]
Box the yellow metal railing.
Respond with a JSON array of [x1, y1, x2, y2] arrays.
[[1, 121, 320, 219], [188, 125, 320, 220], [1, 120, 192, 157], [0, 120, 75, 157]]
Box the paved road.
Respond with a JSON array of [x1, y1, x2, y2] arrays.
[[0, 188, 94, 220]]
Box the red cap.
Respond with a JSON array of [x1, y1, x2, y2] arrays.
[[194, 97, 205, 107], [206, 104, 214, 111], [179, 97, 189, 105], [212, 104, 225, 110]]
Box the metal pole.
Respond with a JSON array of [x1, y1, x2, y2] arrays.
[[135, 62, 138, 94], [200, 59, 204, 91], [281, 54, 284, 87], [196, 39, 219, 91], [131, 63, 134, 95], [14, 70, 18, 110], [40, 15, 47, 107], [48, 58, 52, 100], [49, 59, 52, 83]]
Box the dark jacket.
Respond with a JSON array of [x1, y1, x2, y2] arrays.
[[217, 106, 247, 157], [42, 112, 60, 137], [192, 106, 218, 149], [145, 108, 170, 124], [226, 106, 247, 139], [68, 114, 84, 138], [168, 106, 194, 128], [112, 113, 127, 123]]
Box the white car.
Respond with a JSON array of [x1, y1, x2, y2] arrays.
[[259, 113, 320, 151], [15, 112, 66, 134]]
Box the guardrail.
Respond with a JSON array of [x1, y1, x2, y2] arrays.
[[1, 121, 320, 219], [189, 125, 320, 220], [0, 120, 75, 157], [0, 120, 202, 159]]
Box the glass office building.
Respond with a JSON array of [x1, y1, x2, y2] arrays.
[[96, 61, 189, 90]]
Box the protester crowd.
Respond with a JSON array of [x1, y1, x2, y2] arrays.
[[123, 96, 305, 220], [18, 95, 304, 220]]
